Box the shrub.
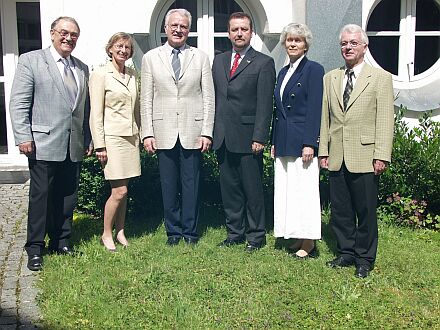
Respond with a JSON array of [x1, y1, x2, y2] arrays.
[[379, 107, 440, 215], [378, 193, 440, 231]]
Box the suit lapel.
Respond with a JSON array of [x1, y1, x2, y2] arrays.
[[331, 67, 344, 111], [281, 57, 307, 103], [43, 48, 71, 107], [275, 65, 288, 118], [346, 64, 372, 112], [158, 46, 175, 82], [180, 44, 194, 79], [222, 51, 232, 80]]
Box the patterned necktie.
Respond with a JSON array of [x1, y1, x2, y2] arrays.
[[60, 58, 78, 106], [343, 69, 354, 111], [230, 53, 241, 77], [172, 48, 181, 81]]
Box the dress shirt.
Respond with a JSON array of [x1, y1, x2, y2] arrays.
[[230, 45, 251, 69], [280, 54, 305, 98], [164, 42, 186, 67], [342, 61, 364, 97], [49, 46, 79, 86]]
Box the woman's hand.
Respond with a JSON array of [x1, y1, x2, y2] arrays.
[[95, 148, 108, 165], [302, 146, 314, 163]]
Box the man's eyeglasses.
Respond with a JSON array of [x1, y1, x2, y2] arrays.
[[168, 24, 189, 31], [340, 41, 364, 49], [53, 29, 79, 40]]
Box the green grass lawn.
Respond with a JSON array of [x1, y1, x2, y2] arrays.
[[39, 206, 440, 329]]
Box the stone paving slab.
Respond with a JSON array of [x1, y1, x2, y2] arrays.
[[0, 181, 42, 329]]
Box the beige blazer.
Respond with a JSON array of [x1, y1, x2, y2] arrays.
[[89, 61, 140, 149], [140, 44, 215, 149], [318, 63, 394, 173]]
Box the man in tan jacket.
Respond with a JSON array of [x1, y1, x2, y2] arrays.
[[140, 8, 215, 245], [318, 24, 394, 278]]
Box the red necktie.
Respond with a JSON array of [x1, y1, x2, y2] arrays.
[[230, 53, 241, 77]]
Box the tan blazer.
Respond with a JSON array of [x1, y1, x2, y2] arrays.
[[318, 64, 394, 173], [89, 61, 140, 149], [140, 44, 215, 149]]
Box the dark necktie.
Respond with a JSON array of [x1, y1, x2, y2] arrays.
[[230, 53, 241, 77], [172, 48, 181, 81], [343, 69, 354, 111], [61, 58, 78, 106]]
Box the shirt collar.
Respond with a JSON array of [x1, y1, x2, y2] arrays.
[[232, 45, 251, 58], [50, 46, 73, 66], [346, 61, 365, 78], [289, 55, 305, 72], [164, 42, 186, 54]]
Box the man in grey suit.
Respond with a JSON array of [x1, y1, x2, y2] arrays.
[[141, 9, 215, 245], [212, 12, 276, 252], [9, 16, 92, 271]]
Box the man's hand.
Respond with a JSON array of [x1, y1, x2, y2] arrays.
[[199, 136, 212, 153], [373, 159, 388, 175], [18, 141, 34, 157], [270, 145, 275, 159], [252, 142, 265, 154], [143, 137, 157, 154], [302, 146, 314, 163], [319, 156, 329, 169]]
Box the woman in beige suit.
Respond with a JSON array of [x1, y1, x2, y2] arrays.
[[90, 32, 141, 252]]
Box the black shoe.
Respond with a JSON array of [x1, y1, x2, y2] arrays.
[[245, 241, 265, 253], [184, 237, 198, 245], [218, 238, 245, 247], [50, 246, 78, 256], [327, 256, 354, 268], [27, 254, 43, 271], [166, 237, 181, 246], [355, 265, 372, 278]]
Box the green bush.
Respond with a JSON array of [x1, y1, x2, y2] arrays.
[[379, 107, 440, 216]]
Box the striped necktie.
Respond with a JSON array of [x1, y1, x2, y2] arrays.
[[343, 69, 354, 111], [230, 53, 241, 77], [60, 58, 78, 106], [172, 48, 181, 81]]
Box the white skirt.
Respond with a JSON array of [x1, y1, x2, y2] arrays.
[[273, 156, 321, 239]]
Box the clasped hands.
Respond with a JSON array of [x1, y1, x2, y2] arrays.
[[143, 136, 212, 154]]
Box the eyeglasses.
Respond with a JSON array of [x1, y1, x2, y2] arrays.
[[53, 29, 79, 40], [114, 44, 131, 51], [168, 24, 189, 31], [340, 41, 364, 49]]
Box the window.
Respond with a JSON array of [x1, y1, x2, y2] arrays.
[[155, 0, 252, 61], [366, 0, 440, 82]]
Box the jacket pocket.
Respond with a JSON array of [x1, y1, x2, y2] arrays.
[[361, 135, 375, 145], [152, 112, 163, 121], [241, 115, 255, 124], [31, 124, 51, 134]]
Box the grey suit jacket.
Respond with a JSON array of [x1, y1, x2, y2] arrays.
[[9, 47, 91, 162], [140, 44, 215, 149]]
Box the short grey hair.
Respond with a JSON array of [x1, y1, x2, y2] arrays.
[[51, 16, 80, 33], [280, 23, 313, 50], [165, 8, 192, 30], [339, 24, 369, 45]]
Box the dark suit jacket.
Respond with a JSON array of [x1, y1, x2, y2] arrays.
[[271, 57, 324, 157], [212, 47, 276, 153]]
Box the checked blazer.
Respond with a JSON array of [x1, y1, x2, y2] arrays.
[[318, 63, 394, 173], [140, 44, 215, 149]]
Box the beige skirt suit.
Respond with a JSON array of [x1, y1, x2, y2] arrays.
[[90, 61, 141, 180]]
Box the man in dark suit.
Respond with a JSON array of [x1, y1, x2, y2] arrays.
[[9, 17, 92, 271], [212, 12, 276, 252], [318, 24, 394, 278]]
